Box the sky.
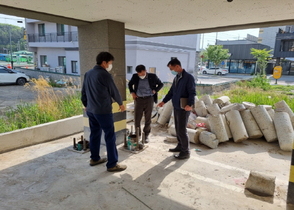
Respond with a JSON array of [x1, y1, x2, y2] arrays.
[[0, 14, 260, 46], [0, 14, 25, 27], [201, 28, 260, 48]]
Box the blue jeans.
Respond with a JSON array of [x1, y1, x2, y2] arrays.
[[87, 111, 118, 168]]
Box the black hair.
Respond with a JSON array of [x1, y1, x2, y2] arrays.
[[96, 52, 114, 65], [167, 58, 181, 67], [135, 64, 146, 73]]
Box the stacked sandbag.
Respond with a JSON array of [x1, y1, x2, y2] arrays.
[[240, 110, 263, 139], [225, 110, 248, 142], [154, 93, 293, 152], [273, 112, 294, 151], [250, 105, 277, 142], [157, 100, 173, 125], [275, 100, 294, 129]]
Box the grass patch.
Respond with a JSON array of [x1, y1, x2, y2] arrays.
[[0, 77, 83, 133], [213, 85, 294, 111]]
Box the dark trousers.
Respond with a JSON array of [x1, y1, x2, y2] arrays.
[[134, 96, 154, 136], [87, 111, 118, 168], [174, 109, 191, 153]]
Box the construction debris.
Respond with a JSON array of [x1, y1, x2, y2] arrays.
[[126, 94, 294, 151], [245, 171, 276, 196]]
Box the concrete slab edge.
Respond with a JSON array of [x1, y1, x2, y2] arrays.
[[0, 115, 83, 154]]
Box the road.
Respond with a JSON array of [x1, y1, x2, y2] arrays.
[[1, 74, 293, 114]]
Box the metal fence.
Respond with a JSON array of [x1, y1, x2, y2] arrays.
[[27, 32, 78, 42]]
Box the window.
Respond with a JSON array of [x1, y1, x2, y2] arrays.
[[71, 61, 78, 73], [127, 66, 132, 74], [38, 24, 45, 36], [149, 67, 156, 74], [56, 24, 65, 36], [58, 56, 66, 67], [0, 68, 8, 73], [40, 55, 47, 66], [281, 40, 294, 52]]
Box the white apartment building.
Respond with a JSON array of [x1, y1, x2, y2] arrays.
[[26, 20, 200, 82]]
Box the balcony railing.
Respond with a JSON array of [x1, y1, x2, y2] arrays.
[[27, 32, 78, 43]]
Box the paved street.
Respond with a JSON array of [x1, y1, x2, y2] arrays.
[[1, 74, 293, 114]]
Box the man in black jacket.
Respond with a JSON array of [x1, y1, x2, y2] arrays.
[[128, 65, 163, 143], [81, 52, 127, 172], [158, 58, 195, 159]]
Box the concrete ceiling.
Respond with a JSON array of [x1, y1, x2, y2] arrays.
[[1, 0, 294, 37]]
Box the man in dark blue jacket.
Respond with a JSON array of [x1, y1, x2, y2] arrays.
[[128, 64, 163, 143], [158, 58, 195, 159], [81, 52, 127, 172]]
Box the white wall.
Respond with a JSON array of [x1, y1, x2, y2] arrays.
[[126, 46, 194, 82], [37, 48, 65, 68]]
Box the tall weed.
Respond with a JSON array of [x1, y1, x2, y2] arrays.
[[0, 77, 83, 133]]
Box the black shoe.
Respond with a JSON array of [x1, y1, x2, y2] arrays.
[[174, 152, 190, 159], [169, 147, 181, 152], [144, 137, 149, 143]]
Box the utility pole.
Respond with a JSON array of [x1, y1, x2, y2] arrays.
[[9, 26, 13, 69]]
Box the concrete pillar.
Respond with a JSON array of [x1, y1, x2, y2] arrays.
[[275, 100, 294, 128], [267, 109, 275, 120], [78, 20, 126, 142]]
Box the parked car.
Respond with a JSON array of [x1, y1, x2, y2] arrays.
[[201, 67, 228, 75], [0, 65, 30, 85]]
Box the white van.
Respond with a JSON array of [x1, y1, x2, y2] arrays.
[[0, 66, 30, 85]]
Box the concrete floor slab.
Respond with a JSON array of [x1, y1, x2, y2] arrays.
[[1, 124, 294, 210]]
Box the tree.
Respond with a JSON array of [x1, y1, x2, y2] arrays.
[[250, 48, 273, 75], [201, 45, 230, 74], [0, 23, 26, 53]]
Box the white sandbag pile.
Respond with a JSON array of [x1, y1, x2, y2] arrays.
[[159, 93, 294, 151]]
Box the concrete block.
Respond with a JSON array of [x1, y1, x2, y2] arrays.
[[250, 106, 277, 142], [207, 103, 220, 116], [195, 100, 208, 117], [225, 110, 248, 143], [199, 131, 219, 149], [245, 171, 276, 196], [200, 95, 213, 106], [208, 114, 229, 142], [240, 109, 263, 139], [157, 100, 173, 125], [273, 112, 294, 151]]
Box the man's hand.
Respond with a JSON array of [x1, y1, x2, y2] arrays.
[[157, 102, 165, 107], [119, 105, 126, 112], [131, 92, 138, 100], [152, 90, 156, 94], [184, 105, 192, 111]]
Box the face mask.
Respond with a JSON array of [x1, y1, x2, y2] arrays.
[[106, 64, 113, 71], [139, 74, 146, 79], [171, 70, 178, 75]]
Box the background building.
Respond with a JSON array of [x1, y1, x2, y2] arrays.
[[26, 20, 200, 82], [216, 35, 271, 74]]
